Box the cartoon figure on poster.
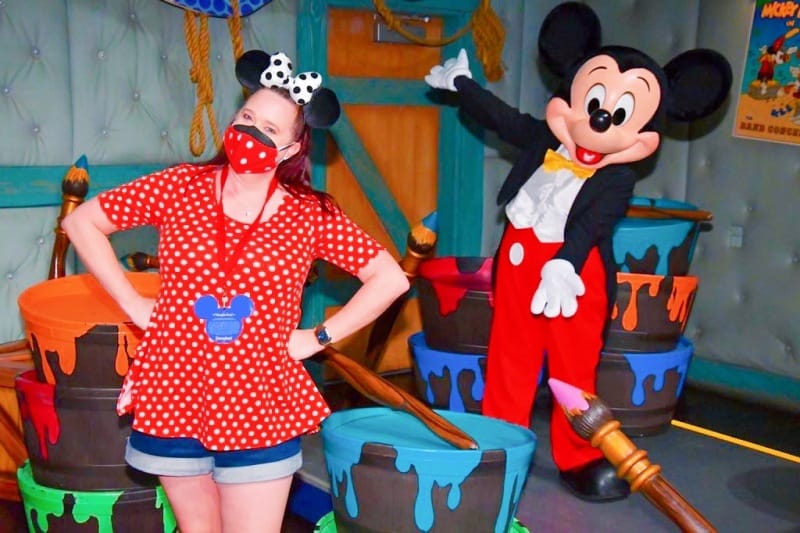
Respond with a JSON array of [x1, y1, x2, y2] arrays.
[[425, 2, 731, 501], [734, 0, 800, 143]]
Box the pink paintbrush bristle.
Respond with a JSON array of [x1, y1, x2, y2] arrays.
[[548, 378, 590, 412]]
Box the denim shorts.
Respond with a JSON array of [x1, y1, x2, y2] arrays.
[[125, 430, 302, 484]]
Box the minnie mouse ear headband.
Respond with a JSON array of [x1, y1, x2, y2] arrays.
[[235, 50, 341, 129]]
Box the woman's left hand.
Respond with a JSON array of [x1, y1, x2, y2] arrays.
[[287, 328, 323, 361]]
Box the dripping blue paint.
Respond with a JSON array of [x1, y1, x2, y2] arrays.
[[622, 337, 693, 406]]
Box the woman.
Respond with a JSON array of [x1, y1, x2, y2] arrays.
[[62, 50, 409, 532]]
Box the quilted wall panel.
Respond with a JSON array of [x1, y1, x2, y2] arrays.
[[0, 0, 72, 165], [687, 0, 800, 381]]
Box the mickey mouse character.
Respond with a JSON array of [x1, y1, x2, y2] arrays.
[[425, 2, 731, 501]]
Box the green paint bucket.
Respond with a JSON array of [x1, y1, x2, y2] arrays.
[[17, 461, 177, 533], [314, 511, 530, 532]]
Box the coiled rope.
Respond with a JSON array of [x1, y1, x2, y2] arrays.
[[372, 0, 506, 81], [184, 0, 244, 156]]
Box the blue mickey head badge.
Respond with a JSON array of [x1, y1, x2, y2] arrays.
[[194, 295, 254, 344]]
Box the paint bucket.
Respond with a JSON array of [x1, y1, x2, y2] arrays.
[[313, 511, 530, 532], [0, 349, 33, 489], [596, 338, 693, 437], [18, 272, 159, 388], [605, 272, 697, 353], [416, 257, 493, 354], [321, 407, 536, 533], [15, 369, 157, 491], [613, 197, 701, 276], [408, 331, 486, 414], [17, 461, 176, 533]]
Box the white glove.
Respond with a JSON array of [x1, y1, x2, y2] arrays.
[[424, 48, 473, 92], [531, 259, 585, 318]]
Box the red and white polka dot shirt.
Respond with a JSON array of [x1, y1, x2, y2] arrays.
[[98, 163, 383, 450]]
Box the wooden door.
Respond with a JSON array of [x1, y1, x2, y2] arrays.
[[297, 0, 484, 376]]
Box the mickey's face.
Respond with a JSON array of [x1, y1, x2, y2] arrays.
[[545, 54, 662, 169]]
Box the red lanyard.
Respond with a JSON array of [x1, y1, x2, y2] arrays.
[[216, 166, 279, 276]]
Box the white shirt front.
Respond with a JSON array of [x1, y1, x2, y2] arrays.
[[505, 145, 586, 243]]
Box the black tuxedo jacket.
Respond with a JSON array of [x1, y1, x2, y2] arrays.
[[454, 76, 639, 310]]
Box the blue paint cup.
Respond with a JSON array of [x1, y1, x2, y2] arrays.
[[321, 407, 536, 533], [596, 337, 694, 436], [408, 332, 486, 413]]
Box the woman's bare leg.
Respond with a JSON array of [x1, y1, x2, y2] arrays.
[[159, 473, 222, 533], [218, 475, 294, 533]]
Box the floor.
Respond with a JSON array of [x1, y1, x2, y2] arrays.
[[2, 373, 799, 532]]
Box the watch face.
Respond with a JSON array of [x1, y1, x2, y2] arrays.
[[315, 325, 332, 345]]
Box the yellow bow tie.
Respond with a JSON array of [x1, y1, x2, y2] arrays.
[[542, 149, 596, 179]]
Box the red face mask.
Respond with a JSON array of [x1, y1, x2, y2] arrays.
[[223, 124, 293, 174]]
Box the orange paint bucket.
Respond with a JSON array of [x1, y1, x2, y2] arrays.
[[17, 273, 159, 388]]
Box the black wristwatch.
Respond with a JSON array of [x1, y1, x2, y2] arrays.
[[314, 323, 333, 346]]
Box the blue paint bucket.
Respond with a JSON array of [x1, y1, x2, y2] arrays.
[[321, 407, 536, 533], [596, 337, 694, 436], [612, 197, 701, 276], [408, 332, 486, 413]]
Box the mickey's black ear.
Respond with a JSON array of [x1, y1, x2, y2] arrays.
[[664, 49, 732, 121], [538, 2, 602, 78], [235, 50, 271, 92], [303, 87, 340, 129]]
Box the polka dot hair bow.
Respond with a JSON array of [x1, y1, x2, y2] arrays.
[[258, 52, 322, 106], [236, 49, 341, 129]]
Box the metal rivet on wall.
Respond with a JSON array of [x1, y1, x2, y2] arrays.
[[31, 125, 40, 135], [37, 237, 45, 245], [6, 272, 13, 280], [31, 47, 40, 59], [2, 86, 10, 96], [133, 91, 140, 101], [160, 130, 168, 138], [97, 50, 106, 60]]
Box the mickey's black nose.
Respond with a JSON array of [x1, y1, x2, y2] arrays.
[[589, 109, 612, 132]]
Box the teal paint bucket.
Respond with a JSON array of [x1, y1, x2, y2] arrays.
[[314, 511, 530, 532], [321, 407, 536, 533], [612, 197, 701, 276], [17, 461, 176, 532]]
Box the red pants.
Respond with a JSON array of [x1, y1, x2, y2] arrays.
[[482, 225, 606, 471]]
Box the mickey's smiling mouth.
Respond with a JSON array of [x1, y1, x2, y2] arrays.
[[575, 146, 604, 165]]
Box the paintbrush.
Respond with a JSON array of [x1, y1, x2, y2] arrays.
[[317, 345, 478, 450], [363, 212, 438, 372], [548, 378, 716, 533], [50, 155, 91, 279]]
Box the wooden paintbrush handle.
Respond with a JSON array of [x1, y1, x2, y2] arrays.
[[641, 476, 717, 533], [626, 205, 713, 222], [318, 347, 478, 450]]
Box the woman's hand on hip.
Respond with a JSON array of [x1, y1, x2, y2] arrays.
[[123, 295, 156, 330], [287, 328, 322, 361]]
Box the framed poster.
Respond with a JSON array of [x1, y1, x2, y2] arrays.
[[733, 0, 800, 145]]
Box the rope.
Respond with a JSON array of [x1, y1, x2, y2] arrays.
[[184, 11, 222, 156], [227, 0, 248, 100], [372, 0, 506, 81], [227, 0, 245, 61]]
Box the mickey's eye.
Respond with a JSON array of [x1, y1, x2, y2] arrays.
[[612, 93, 635, 126], [584, 84, 605, 115]]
